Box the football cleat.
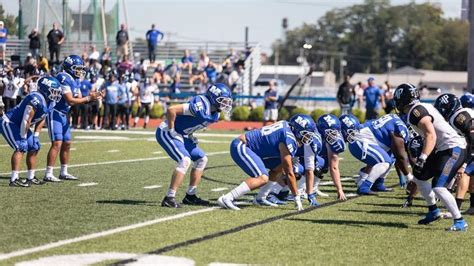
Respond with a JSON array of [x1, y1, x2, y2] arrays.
[[26, 177, 45, 185], [371, 178, 393, 192], [182, 194, 210, 206], [276, 190, 291, 201], [418, 208, 441, 225], [401, 197, 413, 208], [307, 193, 319, 206], [267, 193, 288, 205], [59, 174, 79, 180], [314, 188, 329, 197], [43, 175, 62, 182], [161, 196, 181, 208], [9, 179, 29, 187], [446, 219, 468, 232], [217, 195, 240, 210], [253, 197, 278, 207]]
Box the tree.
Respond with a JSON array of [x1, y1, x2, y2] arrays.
[[272, 1, 468, 74], [0, 4, 19, 37]]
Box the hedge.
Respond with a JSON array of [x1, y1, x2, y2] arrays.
[[278, 107, 290, 121], [249, 106, 264, 121], [231, 106, 250, 121], [310, 109, 326, 122], [290, 107, 310, 117]]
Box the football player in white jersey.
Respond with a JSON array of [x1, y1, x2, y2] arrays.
[[394, 83, 468, 231], [434, 93, 474, 215]]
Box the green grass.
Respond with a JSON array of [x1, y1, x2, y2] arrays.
[[0, 129, 473, 265]]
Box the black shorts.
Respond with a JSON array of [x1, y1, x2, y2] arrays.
[[415, 147, 466, 187], [89, 101, 100, 115]]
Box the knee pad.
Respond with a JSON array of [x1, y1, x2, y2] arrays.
[[193, 156, 208, 171], [176, 157, 192, 174]]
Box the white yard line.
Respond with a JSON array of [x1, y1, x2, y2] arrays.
[[77, 183, 98, 187], [0, 151, 229, 176], [107, 150, 120, 153], [319, 177, 352, 186], [0, 208, 217, 261], [66, 129, 238, 138], [211, 187, 228, 192], [143, 185, 162, 189]]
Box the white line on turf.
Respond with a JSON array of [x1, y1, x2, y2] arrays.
[[75, 136, 131, 140], [152, 151, 163, 154], [77, 183, 98, 187], [143, 185, 162, 189], [211, 187, 228, 192], [0, 208, 217, 261], [107, 150, 120, 153], [64, 128, 238, 138], [319, 177, 352, 186], [0, 151, 228, 176]]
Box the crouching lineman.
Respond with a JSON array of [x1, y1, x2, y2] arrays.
[[339, 114, 413, 195], [217, 114, 317, 210], [156, 83, 233, 208], [394, 83, 468, 231], [434, 93, 474, 215], [0, 77, 62, 186]]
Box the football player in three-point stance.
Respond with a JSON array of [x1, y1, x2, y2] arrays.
[[394, 83, 468, 231], [44, 55, 101, 182], [217, 114, 316, 211], [156, 83, 233, 208], [434, 93, 474, 215], [0, 77, 62, 187]]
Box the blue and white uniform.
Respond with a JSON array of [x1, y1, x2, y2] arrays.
[[317, 115, 345, 171], [293, 132, 323, 176], [230, 121, 298, 177], [0, 92, 53, 151], [46, 72, 80, 142], [156, 94, 219, 165]]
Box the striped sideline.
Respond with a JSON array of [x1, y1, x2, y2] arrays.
[[0, 151, 228, 176], [0, 208, 217, 261]]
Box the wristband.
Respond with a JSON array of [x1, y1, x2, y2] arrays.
[[406, 173, 414, 181], [462, 163, 467, 169], [34, 132, 40, 137], [419, 153, 428, 161]]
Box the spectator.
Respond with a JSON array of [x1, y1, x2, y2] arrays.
[[228, 64, 244, 93], [204, 61, 217, 84], [89, 45, 100, 65], [354, 81, 364, 109], [47, 22, 65, 65], [117, 75, 131, 130], [180, 49, 193, 74], [336, 75, 355, 115], [133, 80, 156, 128], [163, 59, 181, 84], [116, 55, 133, 75], [145, 24, 164, 62], [363, 77, 385, 120], [28, 28, 41, 59], [198, 52, 209, 70], [79, 75, 93, 129], [226, 48, 239, 64], [263, 80, 279, 126], [2, 70, 21, 112], [116, 24, 129, 60], [382, 80, 395, 114], [38, 55, 49, 73], [0, 21, 7, 63], [101, 73, 120, 130], [100, 46, 112, 68]]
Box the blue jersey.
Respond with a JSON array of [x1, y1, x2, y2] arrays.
[[364, 86, 382, 110], [79, 79, 92, 97], [264, 89, 278, 109], [146, 29, 164, 45], [117, 83, 130, 105], [6, 92, 52, 126], [365, 114, 409, 149], [54, 72, 81, 113], [295, 132, 322, 158], [103, 81, 119, 104], [245, 121, 298, 160], [174, 95, 220, 135]]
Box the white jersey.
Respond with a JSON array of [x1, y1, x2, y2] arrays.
[[407, 102, 466, 151], [140, 84, 156, 104]]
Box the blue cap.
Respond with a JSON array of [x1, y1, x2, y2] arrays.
[[368, 77, 375, 82]]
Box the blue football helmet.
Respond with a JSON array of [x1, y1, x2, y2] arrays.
[[62, 55, 86, 79], [288, 114, 317, 145], [339, 114, 360, 143], [433, 93, 462, 120], [317, 114, 344, 145], [37, 76, 62, 103], [460, 93, 474, 109], [206, 83, 233, 115]]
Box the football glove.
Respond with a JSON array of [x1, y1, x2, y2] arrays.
[[16, 139, 28, 153], [294, 194, 304, 211], [32, 136, 41, 151]]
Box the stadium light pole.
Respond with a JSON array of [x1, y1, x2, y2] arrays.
[[469, 0, 474, 92]]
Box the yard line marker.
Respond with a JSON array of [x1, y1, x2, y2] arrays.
[[77, 183, 98, 187], [211, 187, 228, 192], [75, 136, 131, 140], [107, 150, 120, 153], [0, 151, 229, 176], [0, 208, 217, 261], [143, 185, 162, 189], [319, 177, 352, 186], [70, 148, 77, 151], [152, 151, 163, 154]]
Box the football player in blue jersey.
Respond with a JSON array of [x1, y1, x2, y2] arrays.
[[0, 77, 62, 187], [217, 114, 316, 211], [460, 92, 474, 109], [316, 114, 347, 201], [156, 83, 233, 208], [43, 55, 102, 182], [340, 114, 413, 195]]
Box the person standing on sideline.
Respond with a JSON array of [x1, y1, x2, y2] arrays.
[[337, 75, 355, 115], [146, 24, 164, 62], [28, 28, 41, 60], [263, 80, 279, 126], [116, 24, 129, 61], [363, 77, 385, 120], [47, 23, 65, 65], [0, 21, 8, 63]]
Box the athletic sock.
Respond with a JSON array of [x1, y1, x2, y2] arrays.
[[46, 166, 54, 177], [433, 187, 462, 219], [456, 198, 464, 209], [187, 186, 197, 195], [27, 170, 35, 180], [145, 116, 150, 124], [414, 178, 437, 206], [60, 164, 68, 176], [271, 182, 284, 194], [257, 181, 275, 200], [226, 182, 251, 201], [167, 189, 176, 198], [314, 176, 321, 191], [10, 171, 19, 182], [470, 193, 474, 208]]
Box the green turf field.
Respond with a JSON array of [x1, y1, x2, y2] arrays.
[[0, 128, 473, 265]]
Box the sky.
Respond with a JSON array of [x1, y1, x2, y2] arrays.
[[2, 0, 464, 52]]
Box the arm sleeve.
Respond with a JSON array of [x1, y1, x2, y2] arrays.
[[408, 105, 433, 126], [182, 103, 193, 116], [303, 145, 316, 170], [20, 105, 34, 139]]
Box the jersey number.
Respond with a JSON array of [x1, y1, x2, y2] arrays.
[[372, 115, 393, 129], [261, 121, 284, 136]]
